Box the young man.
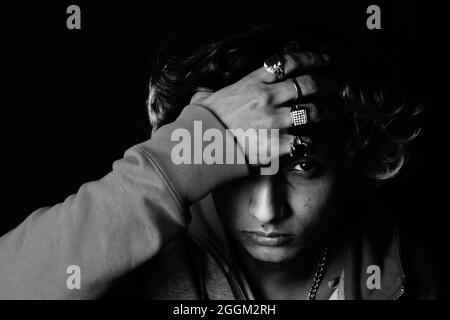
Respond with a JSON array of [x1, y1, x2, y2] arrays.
[[0, 25, 430, 299]]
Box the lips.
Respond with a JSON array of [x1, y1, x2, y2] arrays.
[[242, 231, 294, 247]]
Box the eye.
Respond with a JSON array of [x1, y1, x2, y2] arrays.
[[285, 158, 322, 177]]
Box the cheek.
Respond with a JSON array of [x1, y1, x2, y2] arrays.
[[212, 179, 253, 229], [286, 173, 345, 224]]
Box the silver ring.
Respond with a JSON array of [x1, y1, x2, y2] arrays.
[[290, 105, 308, 127], [289, 136, 309, 157], [290, 78, 301, 101], [263, 55, 285, 81]]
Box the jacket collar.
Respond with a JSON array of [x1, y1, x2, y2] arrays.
[[341, 194, 406, 300], [188, 193, 405, 300]]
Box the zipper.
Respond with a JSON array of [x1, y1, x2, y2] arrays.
[[223, 270, 246, 300], [225, 268, 247, 300], [193, 232, 407, 301], [189, 234, 247, 300], [223, 273, 236, 299], [392, 287, 405, 300]]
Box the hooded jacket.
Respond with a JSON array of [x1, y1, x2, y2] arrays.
[[0, 104, 421, 300]]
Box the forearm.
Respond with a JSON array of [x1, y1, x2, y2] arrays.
[[0, 104, 248, 299]]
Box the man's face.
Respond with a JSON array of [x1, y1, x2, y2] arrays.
[[213, 137, 348, 264]]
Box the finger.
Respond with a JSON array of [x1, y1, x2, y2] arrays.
[[278, 134, 297, 157], [253, 51, 330, 83], [278, 134, 318, 159], [190, 89, 214, 104], [268, 80, 299, 105], [293, 74, 338, 98], [272, 107, 292, 129], [268, 75, 338, 106], [276, 102, 331, 129], [284, 51, 330, 75], [290, 103, 320, 124]]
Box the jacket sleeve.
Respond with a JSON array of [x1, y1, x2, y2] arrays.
[[0, 104, 249, 299]]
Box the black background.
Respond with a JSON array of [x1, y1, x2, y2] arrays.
[[2, 1, 446, 297]]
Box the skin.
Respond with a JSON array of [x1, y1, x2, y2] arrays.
[[212, 134, 350, 299], [189, 50, 346, 298]]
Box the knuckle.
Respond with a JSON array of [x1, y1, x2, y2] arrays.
[[306, 52, 319, 65], [306, 103, 319, 121], [284, 54, 296, 72], [267, 115, 278, 128], [256, 87, 272, 106], [247, 72, 261, 84], [298, 75, 319, 94], [243, 77, 258, 90]]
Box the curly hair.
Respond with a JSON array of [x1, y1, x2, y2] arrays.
[[146, 24, 422, 188]]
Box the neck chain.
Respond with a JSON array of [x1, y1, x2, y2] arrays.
[[307, 245, 328, 300]]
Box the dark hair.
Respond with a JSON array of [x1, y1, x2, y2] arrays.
[[147, 24, 422, 188]]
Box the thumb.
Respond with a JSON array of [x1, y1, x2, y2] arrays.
[[190, 89, 214, 105]]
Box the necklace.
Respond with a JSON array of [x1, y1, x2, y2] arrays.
[[307, 245, 328, 300]]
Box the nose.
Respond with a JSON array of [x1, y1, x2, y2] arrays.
[[248, 176, 287, 225]]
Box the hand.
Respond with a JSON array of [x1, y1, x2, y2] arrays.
[[196, 51, 337, 166]]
